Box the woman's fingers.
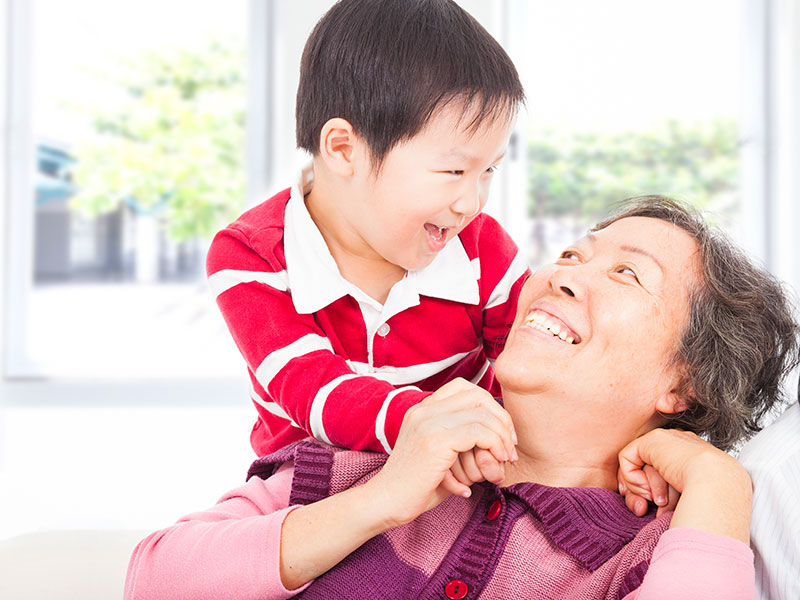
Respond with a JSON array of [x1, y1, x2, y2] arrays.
[[449, 456, 472, 488], [441, 470, 472, 498]]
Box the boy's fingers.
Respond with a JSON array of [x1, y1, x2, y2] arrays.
[[625, 491, 650, 517], [656, 485, 680, 516], [432, 408, 513, 462], [474, 448, 505, 484], [424, 385, 517, 454], [644, 464, 669, 507], [459, 450, 484, 483]]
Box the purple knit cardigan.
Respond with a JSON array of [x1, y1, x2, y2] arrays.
[[248, 440, 672, 600]]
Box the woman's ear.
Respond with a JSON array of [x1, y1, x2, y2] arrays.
[[317, 118, 365, 177], [655, 391, 690, 416]]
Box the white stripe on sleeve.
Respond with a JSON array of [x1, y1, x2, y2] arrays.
[[249, 388, 302, 429], [255, 334, 334, 391], [469, 359, 491, 385], [208, 268, 290, 298], [485, 252, 529, 310], [345, 346, 481, 386], [309, 374, 363, 445], [375, 386, 422, 453]]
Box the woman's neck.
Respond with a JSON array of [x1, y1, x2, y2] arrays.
[[499, 390, 624, 491]]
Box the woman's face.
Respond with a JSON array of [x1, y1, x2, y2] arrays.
[[495, 216, 700, 430]]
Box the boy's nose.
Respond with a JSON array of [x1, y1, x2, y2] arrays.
[[451, 185, 483, 219]]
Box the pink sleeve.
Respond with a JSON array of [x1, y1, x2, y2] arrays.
[[625, 528, 756, 600], [124, 464, 312, 600]]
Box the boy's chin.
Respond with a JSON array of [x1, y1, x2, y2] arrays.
[[402, 254, 437, 272]]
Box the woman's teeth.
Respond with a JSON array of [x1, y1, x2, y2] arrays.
[[525, 312, 575, 344]]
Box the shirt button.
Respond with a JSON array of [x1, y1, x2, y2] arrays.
[[376, 323, 390, 337], [445, 579, 468, 599], [487, 499, 502, 521]]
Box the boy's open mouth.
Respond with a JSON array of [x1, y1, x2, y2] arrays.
[[424, 222, 448, 242]]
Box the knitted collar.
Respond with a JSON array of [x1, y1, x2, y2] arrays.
[[248, 440, 658, 572], [501, 481, 657, 571]]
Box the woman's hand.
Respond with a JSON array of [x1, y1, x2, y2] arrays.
[[617, 429, 752, 543], [367, 378, 518, 528]]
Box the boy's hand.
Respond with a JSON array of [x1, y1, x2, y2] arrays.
[[367, 378, 517, 528], [617, 462, 679, 517], [616, 428, 752, 544], [446, 446, 515, 493]]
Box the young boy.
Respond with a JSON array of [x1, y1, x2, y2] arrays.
[[207, 0, 529, 457]]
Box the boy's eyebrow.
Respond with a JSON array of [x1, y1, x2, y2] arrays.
[[438, 149, 507, 163]]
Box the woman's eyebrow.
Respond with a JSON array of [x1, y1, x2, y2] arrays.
[[620, 245, 665, 274], [586, 233, 665, 273]]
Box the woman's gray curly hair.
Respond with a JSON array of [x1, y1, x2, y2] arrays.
[[593, 195, 800, 451]]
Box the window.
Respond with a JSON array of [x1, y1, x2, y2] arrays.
[[6, 0, 248, 379], [3, 0, 798, 387]]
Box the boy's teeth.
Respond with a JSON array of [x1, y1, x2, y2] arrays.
[[424, 223, 446, 241]]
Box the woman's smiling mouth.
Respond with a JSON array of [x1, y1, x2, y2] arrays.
[[523, 309, 580, 344]]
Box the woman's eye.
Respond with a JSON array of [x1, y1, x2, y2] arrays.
[[447, 170, 464, 176], [485, 165, 498, 174], [616, 266, 639, 279], [560, 250, 580, 261]]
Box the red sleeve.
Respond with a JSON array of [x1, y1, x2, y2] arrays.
[[472, 215, 530, 359], [207, 226, 429, 453]]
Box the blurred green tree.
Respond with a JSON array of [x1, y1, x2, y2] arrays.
[[69, 40, 246, 241], [528, 119, 740, 262]]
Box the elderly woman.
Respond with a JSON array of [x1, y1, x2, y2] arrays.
[[125, 198, 798, 600]]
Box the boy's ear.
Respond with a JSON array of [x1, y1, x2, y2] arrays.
[[318, 117, 363, 177]]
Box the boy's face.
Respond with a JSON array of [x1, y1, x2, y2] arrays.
[[349, 104, 515, 272]]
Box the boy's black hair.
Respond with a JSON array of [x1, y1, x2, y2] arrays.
[[296, 0, 525, 168]]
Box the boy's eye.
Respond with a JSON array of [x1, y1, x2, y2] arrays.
[[485, 165, 499, 174], [446, 170, 464, 176]]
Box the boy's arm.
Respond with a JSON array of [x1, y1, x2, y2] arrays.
[[207, 228, 429, 453], [473, 216, 530, 359]]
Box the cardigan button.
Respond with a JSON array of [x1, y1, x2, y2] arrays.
[[377, 323, 390, 337], [445, 579, 468, 599], [487, 499, 502, 521]]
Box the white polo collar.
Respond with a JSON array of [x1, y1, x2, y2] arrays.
[[283, 165, 480, 315]]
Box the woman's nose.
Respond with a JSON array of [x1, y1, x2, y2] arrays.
[[549, 265, 586, 301]]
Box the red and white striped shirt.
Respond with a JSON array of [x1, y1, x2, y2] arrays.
[[207, 170, 529, 456]]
